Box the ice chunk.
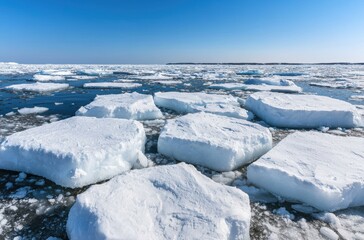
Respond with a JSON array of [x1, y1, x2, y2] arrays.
[[76, 92, 163, 120], [33, 74, 65, 81], [83, 82, 142, 89], [18, 107, 48, 115], [0, 116, 146, 188], [319, 227, 339, 240], [67, 163, 251, 239], [4, 82, 69, 93], [245, 92, 362, 128], [153, 80, 182, 85], [247, 131, 364, 211], [154, 91, 239, 112], [158, 112, 272, 171], [210, 82, 302, 93]]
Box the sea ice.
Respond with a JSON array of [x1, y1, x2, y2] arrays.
[[33, 74, 65, 82], [245, 92, 362, 128], [67, 163, 251, 240], [76, 92, 163, 120], [83, 82, 142, 89], [247, 131, 364, 211], [4, 82, 69, 93], [158, 112, 272, 171], [18, 107, 49, 115], [0, 116, 146, 188]]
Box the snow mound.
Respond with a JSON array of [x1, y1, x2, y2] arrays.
[[33, 74, 65, 82], [18, 107, 48, 115], [83, 82, 142, 89], [76, 92, 163, 120], [158, 112, 272, 171], [154, 91, 251, 119], [4, 82, 69, 93], [247, 131, 364, 211], [0, 116, 146, 188], [245, 92, 362, 128], [67, 163, 251, 239]]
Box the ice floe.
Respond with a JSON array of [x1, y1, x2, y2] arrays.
[[247, 131, 364, 211], [76, 92, 163, 120], [67, 163, 251, 239], [4, 82, 69, 93], [158, 112, 272, 171], [33, 74, 66, 82], [83, 82, 142, 89], [245, 92, 362, 128], [18, 107, 49, 115], [0, 116, 146, 188]]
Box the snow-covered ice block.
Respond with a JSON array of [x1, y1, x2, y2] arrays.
[[33, 74, 65, 81], [76, 92, 163, 120], [245, 92, 362, 128], [4, 82, 69, 93], [158, 112, 272, 171], [154, 91, 243, 115], [190, 103, 253, 120], [247, 131, 364, 211], [67, 163, 251, 239], [210, 82, 302, 93], [83, 82, 142, 89], [18, 107, 48, 115], [0, 116, 146, 188], [153, 80, 182, 85]]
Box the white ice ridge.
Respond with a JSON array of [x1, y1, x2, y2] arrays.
[[158, 112, 272, 171], [0, 116, 146, 188], [76, 92, 163, 120], [245, 92, 362, 128], [247, 131, 364, 211], [83, 82, 142, 89], [4, 82, 69, 93], [18, 106, 49, 115], [67, 163, 251, 240], [154, 91, 251, 119]]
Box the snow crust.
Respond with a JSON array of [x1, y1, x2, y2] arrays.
[[0, 117, 146, 188], [76, 92, 163, 120], [245, 92, 362, 128], [67, 163, 251, 240], [158, 112, 272, 171], [4, 83, 69, 93], [247, 131, 364, 211]]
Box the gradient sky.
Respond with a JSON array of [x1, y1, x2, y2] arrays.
[[0, 0, 364, 63]]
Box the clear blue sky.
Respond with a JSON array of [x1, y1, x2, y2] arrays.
[[0, 0, 363, 63]]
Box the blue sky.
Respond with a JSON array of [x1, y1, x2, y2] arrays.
[[0, 0, 363, 63]]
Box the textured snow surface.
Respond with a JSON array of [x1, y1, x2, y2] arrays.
[[0, 117, 146, 188], [245, 92, 362, 128], [67, 163, 251, 240], [76, 92, 163, 120], [248, 131, 364, 211], [83, 82, 142, 88], [158, 112, 272, 171], [4, 83, 69, 93]]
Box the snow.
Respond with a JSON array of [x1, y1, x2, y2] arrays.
[[158, 112, 272, 171], [247, 131, 364, 211], [154, 92, 251, 119], [319, 227, 339, 240], [0, 116, 146, 188], [76, 92, 163, 120], [245, 92, 362, 128], [33, 74, 65, 82], [18, 107, 49, 115], [83, 82, 142, 89], [67, 163, 251, 240], [4, 82, 69, 93]]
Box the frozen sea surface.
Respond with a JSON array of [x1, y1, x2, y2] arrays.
[[0, 63, 364, 239]]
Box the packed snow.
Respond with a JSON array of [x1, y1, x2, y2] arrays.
[[0, 116, 146, 188], [76, 92, 163, 120], [18, 107, 49, 115], [245, 91, 362, 128], [4, 83, 69, 93], [158, 112, 272, 171], [67, 163, 251, 240], [247, 131, 364, 211], [83, 82, 142, 89]]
